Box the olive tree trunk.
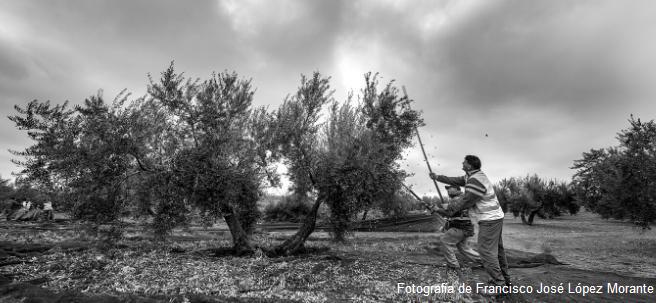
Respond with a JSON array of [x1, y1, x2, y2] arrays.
[[273, 194, 324, 255], [223, 208, 254, 255]]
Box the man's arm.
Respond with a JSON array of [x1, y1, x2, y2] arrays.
[[438, 177, 487, 216], [430, 174, 466, 186], [443, 192, 482, 216]]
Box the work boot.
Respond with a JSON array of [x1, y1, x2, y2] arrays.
[[463, 261, 483, 270], [503, 275, 512, 287]]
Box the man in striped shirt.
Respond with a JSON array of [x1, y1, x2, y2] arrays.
[[430, 155, 511, 287]]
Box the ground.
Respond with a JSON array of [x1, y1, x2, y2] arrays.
[[1, 211, 655, 302], [502, 211, 655, 278]]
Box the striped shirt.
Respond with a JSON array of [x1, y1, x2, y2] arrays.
[[435, 170, 487, 217]]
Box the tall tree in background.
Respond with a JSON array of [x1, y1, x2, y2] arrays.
[[135, 65, 278, 251], [9, 92, 136, 222], [572, 116, 656, 228], [9, 64, 278, 254], [273, 72, 422, 250], [321, 73, 421, 241], [270, 72, 333, 254]]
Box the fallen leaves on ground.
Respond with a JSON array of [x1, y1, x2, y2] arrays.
[[4, 240, 469, 302]]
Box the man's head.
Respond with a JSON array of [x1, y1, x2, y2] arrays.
[[462, 155, 481, 172], [446, 185, 462, 198]]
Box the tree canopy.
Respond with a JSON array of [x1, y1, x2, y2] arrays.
[[9, 64, 423, 254], [572, 116, 656, 229]]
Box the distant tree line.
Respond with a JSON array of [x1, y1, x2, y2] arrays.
[[494, 175, 579, 225], [491, 116, 656, 229], [0, 177, 50, 212]]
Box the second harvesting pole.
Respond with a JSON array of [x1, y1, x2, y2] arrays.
[[403, 86, 445, 204]]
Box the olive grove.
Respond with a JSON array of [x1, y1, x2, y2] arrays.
[[9, 65, 423, 255]]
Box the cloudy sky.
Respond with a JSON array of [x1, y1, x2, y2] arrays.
[[1, 0, 655, 196]]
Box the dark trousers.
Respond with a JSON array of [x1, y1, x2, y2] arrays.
[[477, 218, 510, 285], [440, 227, 481, 268]]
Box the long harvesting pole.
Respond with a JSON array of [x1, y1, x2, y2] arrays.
[[401, 183, 434, 211], [402, 86, 445, 204], [401, 183, 446, 226]]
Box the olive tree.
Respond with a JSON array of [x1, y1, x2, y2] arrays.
[[132, 64, 278, 252], [9, 91, 138, 222], [10, 65, 422, 255], [9, 64, 278, 254], [572, 116, 656, 229], [272, 72, 422, 249], [496, 175, 578, 225]]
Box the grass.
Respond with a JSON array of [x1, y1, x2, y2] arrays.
[[3, 210, 655, 302], [3, 225, 469, 302], [501, 210, 656, 277]]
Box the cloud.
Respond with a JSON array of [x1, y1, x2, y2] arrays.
[[215, 0, 352, 106], [426, 0, 656, 122], [373, 0, 656, 195], [0, 43, 30, 81], [1, 0, 655, 195]]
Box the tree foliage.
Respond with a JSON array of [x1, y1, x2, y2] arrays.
[[274, 72, 422, 242], [9, 65, 422, 255], [0, 176, 14, 201], [140, 65, 276, 244], [572, 116, 656, 229], [9, 63, 277, 252], [262, 194, 315, 223], [9, 92, 136, 222]]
